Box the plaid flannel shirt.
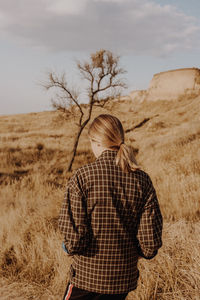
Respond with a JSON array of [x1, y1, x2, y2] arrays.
[[58, 149, 163, 294]]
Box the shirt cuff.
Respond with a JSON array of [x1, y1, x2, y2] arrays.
[[137, 244, 158, 259]]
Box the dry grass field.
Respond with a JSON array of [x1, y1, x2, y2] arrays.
[[0, 95, 200, 299]]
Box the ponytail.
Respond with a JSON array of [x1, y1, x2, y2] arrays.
[[115, 143, 140, 173]]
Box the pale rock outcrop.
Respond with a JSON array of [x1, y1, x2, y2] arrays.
[[129, 68, 200, 102]]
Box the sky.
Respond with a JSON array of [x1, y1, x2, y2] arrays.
[[0, 0, 200, 115]]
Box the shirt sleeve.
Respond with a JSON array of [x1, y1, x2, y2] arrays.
[[136, 174, 163, 259], [58, 171, 91, 255]]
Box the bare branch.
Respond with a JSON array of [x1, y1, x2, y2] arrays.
[[44, 72, 85, 119], [77, 61, 94, 81]]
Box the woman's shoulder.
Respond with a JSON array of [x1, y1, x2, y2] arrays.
[[131, 168, 153, 185], [73, 160, 97, 178]]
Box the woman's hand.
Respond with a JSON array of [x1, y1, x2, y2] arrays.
[[62, 241, 69, 254]]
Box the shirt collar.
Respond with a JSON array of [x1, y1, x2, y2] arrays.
[[96, 149, 118, 161]]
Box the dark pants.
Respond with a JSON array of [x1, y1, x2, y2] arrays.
[[62, 283, 128, 300]]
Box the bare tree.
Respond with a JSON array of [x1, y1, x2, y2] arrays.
[[45, 49, 127, 171]]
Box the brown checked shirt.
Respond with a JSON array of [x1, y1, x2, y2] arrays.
[[59, 149, 163, 294]]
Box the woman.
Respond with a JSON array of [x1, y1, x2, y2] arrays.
[[59, 114, 163, 300]]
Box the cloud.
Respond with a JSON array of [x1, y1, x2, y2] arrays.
[[0, 0, 199, 56], [47, 0, 88, 15]]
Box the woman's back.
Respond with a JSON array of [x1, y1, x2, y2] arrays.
[[59, 149, 162, 294]]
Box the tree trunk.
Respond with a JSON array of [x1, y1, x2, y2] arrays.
[[67, 102, 94, 172], [67, 121, 89, 172]]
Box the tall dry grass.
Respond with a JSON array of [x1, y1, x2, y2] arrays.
[[0, 95, 200, 299]]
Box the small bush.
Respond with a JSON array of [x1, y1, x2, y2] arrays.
[[36, 143, 44, 151]]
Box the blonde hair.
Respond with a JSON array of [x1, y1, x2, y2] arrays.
[[88, 114, 140, 173]]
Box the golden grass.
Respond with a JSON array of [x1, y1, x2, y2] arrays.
[[0, 95, 200, 299]]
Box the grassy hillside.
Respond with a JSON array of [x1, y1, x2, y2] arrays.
[[0, 95, 200, 299]]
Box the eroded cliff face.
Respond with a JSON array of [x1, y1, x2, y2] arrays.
[[130, 68, 200, 102], [147, 68, 200, 100]]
